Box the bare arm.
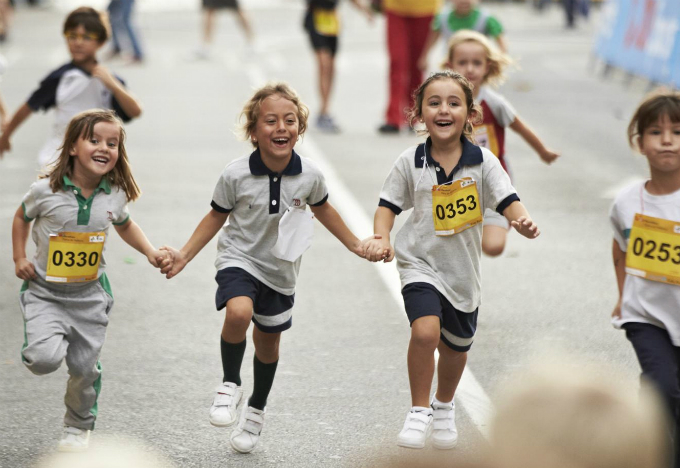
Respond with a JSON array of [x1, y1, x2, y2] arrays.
[[365, 206, 396, 262], [310, 202, 364, 258], [0, 103, 33, 155], [12, 206, 36, 280], [502, 201, 540, 239], [509, 116, 559, 164], [495, 34, 508, 54], [114, 219, 166, 267], [612, 240, 626, 318], [92, 65, 143, 118], [160, 209, 229, 278]]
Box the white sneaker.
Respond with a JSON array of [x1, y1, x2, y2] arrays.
[[230, 404, 265, 453], [57, 426, 90, 452], [397, 407, 433, 449], [431, 399, 458, 449], [209, 382, 243, 427]]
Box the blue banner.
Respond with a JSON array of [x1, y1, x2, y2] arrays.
[[594, 0, 680, 87]]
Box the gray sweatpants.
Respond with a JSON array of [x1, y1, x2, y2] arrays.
[[19, 276, 113, 430]]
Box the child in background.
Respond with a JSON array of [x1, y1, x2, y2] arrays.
[[418, 0, 506, 72], [12, 109, 167, 452], [303, 0, 373, 133], [610, 90, 680, 468], [445, 30, 559, 256], [160, 83, 372, 453], [365, 71, 539, 449], [0, 7, 142, 166]]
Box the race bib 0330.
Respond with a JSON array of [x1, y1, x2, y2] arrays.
[[46, 231, 105, 283]]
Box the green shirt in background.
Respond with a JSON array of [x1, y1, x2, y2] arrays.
[[432, 7, 503, 38]]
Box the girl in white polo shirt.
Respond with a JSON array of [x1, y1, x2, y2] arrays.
[[160, 82, 369, 454], [364, 70, 539, 450], [610, 90, 680, 467], [12, 109, 167, 452]]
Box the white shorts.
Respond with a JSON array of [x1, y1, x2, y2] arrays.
[[483, 208, 510, 229]]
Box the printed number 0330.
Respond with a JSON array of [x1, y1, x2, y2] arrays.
[[435, 195, 477, 220], [52, 249, 100, 268], [631, 237, 680, 264]]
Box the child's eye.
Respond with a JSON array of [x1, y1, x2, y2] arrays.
[[108, 142, 117, 148], [90, 139, 98, 144], [266, 120, 276, 124], [449, 101, 459, 107], [286, 119, 295, 124], [429, 101, 440, 106]]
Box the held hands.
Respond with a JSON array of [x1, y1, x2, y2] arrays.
[[363, 236, 394, 263], [14, 258, 36, 281], [511, 216, 540, 239], [159, 245, 187, 279], [147, 248, 173, 269], [539, 149, 560, 164]]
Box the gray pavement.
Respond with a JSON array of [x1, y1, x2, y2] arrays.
[[0, 2, 654, 467]]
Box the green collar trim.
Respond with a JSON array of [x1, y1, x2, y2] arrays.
[[63, 175, 112, 195]]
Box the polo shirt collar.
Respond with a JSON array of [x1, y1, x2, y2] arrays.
[[249, 148, 302, 176], [415, 136, 483, 169], [63, 175, 112, 195]]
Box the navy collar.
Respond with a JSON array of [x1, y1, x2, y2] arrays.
[[249, 148, 303, 176], [415, 136, 483, 170]]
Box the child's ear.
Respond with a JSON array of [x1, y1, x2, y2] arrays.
[[69, 147, 76, 156]]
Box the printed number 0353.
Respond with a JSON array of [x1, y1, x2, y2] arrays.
[[435, 195, 477, 220]]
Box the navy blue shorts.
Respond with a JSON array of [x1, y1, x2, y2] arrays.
[[304, 9, 338, 56], [401, 282, 478, 352], [215, 267, 294, 333]]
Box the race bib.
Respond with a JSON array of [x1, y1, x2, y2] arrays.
[[474, 124, 500, 158], [626, 213, 680, 286], [46, 231, 105, 283], [432, 178, 482, 236], [313, 8, 340, 36]]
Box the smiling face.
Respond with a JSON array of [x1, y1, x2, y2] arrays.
[[449, 41, 489, 90], [640, 114, 680, 174], [251, 94, 300, 169], [420, 78, 470, 145], [65, 24, 102, 64], [70, 121, 121, 182]]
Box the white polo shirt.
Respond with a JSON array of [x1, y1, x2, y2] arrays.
[[211, 149, 328, 296], [22, 176, 130, 285], [610, 180, 680, 346], [27, 62, 132, 166], [379, 137, 518, 312]]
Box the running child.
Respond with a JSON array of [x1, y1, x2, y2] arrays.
[[303, 0, 373, 133], [12, 109, 168, 452], [0, 7, 142, 166], [610, 90, 680, 468], [445, 30, 559, 256], [159, 82, 371, 453], [418, 0, 506, 72], [364, 70, 539, 449]]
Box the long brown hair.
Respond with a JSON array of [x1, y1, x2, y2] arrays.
[[44, 109, 141, 202]]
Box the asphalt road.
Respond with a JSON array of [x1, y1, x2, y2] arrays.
[[0, 1, 654, 467]]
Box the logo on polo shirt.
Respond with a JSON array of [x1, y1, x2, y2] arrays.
[[293, 199, 301, 207]]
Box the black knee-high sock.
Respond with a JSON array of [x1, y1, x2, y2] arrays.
[[221, 337, 246, 386], [249, 355, 278, 410]]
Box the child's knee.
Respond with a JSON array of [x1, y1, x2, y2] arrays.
[[482, 242, 505, 257], [482, 226, 507, 257], [22, 346, 64, 375], [410, 323, 441, 351], [225, 298, 254, 327]]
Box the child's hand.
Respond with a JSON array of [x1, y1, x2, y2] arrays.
[[612, 298, 622, 319], [147, 249, 171, 268], [91, 65, 118, 90], [159, 245, 187, 279], [364, 237, 394, 262], [539, 149, 560, 164], [15, 258, 36, 280], [511, 216, 540, 239]]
